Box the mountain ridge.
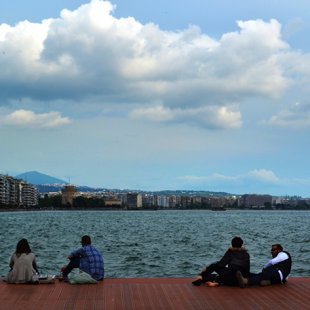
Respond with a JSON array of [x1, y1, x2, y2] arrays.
[[16, 171, 68, 185], [15, 171, 233, 196]]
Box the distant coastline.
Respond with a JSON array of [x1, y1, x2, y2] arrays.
[[1, 206, 309, 212]]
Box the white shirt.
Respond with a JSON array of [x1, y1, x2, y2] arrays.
[[263, 252, 289, 281]]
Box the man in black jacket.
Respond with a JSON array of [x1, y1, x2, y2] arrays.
[[236, 243, 292, 287], [192, 236, 250, 286]]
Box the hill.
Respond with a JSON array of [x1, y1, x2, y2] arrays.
[[16, 171, 67, 185], [14, 171, 233, 197]]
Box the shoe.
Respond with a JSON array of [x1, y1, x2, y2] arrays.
[[57, 273, 68, 282], [260, 280, 271, 286], [192, 279, 203, 286], [58, 276, 69, 282], [236, 271, 248, 288]]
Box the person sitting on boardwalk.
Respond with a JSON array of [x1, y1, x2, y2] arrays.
[[192, 236, 250, 286], [6, 238, 39, 284], [61, 235, 104, 281], [236, 243, 292, 287]]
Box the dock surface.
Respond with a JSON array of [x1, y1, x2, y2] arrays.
[[0, 277, 309, 309]]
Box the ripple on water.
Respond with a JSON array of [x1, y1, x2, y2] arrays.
[[0, 210, 309, 277]]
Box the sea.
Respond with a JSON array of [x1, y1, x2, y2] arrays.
[[0, 210, 309, 278]]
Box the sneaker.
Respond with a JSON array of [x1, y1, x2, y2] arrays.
[[260, 280, 271, 286], [192, 279, 203, 286], [236, 271, 248, 288], [57, 273, 68, 282]]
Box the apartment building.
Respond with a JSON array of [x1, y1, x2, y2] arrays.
[[21, 182, 39, 207], [126, 193, 142, 209], [0, 174, 38, 207], [239, 194, 272, 208], [157, 195, 170, 208], [0, 175, 11, 205]]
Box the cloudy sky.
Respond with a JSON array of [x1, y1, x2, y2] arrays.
[[1, 0, 310, 197]]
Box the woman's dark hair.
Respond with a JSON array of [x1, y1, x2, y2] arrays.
[[15, 238, 32, 255], [231, 236, 243, 248]]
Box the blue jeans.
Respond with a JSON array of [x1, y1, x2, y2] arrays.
[[62, 257, 80, 277]]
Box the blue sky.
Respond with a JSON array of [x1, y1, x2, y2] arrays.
[[1, 0, 310, 197]]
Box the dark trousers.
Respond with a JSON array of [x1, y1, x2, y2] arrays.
[[249, 269, 282, 285], [200, 263, 244, 286], [62, 257, 80, 277]]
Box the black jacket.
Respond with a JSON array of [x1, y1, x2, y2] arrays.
[[217, 247, 250, 276]]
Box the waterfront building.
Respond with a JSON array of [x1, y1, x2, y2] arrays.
[[0, 174, 38, 207], [0, 175, 11, 205], [180, 196, 191, 208], [142, 194, 156, 208], [239, 194, 272, 208], [61, 185, 76, 206], [169, 195, 177, 208], [104, 198, 122, 207], [191, 196, 202, 206], [157, 195, 170, 208], [21, 182, 38, 207], [126, 193, 142, 209]]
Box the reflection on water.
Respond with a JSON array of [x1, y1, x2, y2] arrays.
[[0, 210, 309, 277]]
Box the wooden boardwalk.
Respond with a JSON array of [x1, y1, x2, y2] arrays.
[[0, 277, 309, 310]]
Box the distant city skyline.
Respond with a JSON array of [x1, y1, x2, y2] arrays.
[[1, 1, 310, 197], [8, 170, 309, 199]]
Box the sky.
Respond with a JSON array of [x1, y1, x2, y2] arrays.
[[1, 0, 310, 197]]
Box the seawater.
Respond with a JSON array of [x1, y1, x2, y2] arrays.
[[0, 210, 309, 278]]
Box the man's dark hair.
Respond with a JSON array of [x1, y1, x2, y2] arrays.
[[272, 244, 283, 251], [231, 236, 243, 248], [81, 235, 92, 246]]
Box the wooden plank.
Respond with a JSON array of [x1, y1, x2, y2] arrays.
[[0, 277, 309, 310]]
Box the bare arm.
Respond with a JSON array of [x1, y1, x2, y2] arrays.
[[9, 255, 14, 269]]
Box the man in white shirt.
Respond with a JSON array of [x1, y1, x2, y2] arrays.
[[236, 243, 292, 287]]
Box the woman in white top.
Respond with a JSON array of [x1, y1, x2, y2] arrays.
[[7, 238, 39, 284]]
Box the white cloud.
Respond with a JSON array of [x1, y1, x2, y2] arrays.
[[1, 109, 71, 128], [178, 169, 309, 195], [181, 174, 235, 183], [0, 0, 305, 129], [130, 105, 242, 129], [247, 169, 280, 183], [180, 169, 282, 185], [267, 101, 310, 128], [130, 105, 174, 122]]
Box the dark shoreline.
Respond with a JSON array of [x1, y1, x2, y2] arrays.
[[0, 207, 309, 212]]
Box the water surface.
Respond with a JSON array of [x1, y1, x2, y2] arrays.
[[0, 210, 309, 277]]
